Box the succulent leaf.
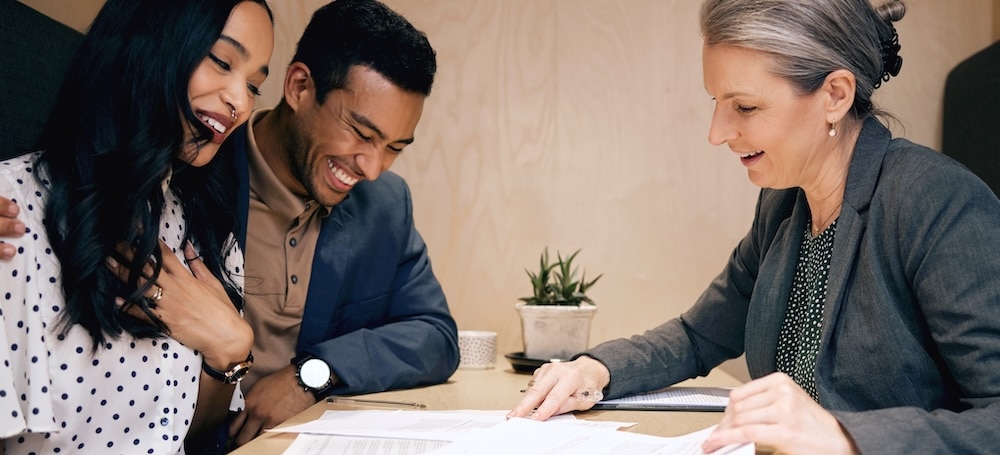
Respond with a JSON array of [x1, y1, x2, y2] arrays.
[[519, 247, 601, 306]]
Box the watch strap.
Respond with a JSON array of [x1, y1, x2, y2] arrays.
[[203, 352, 254, 385]]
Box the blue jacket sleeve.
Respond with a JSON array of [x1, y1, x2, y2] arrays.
[[297, 173, 459, 395]]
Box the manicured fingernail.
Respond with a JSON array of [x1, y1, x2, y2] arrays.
[[13, 222, 25, 234]]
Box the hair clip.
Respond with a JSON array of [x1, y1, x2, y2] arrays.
[[875, 24, 902, 89]]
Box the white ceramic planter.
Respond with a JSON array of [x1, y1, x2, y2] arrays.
[[515, 303, 597, 361]]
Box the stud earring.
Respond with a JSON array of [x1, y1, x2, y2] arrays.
[[828, 123, 837, 137], [230, 107, 237, 120]]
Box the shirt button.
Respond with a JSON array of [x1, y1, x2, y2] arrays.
[[291, 275, 298, 284], [160, 417, 169, 426], [289, 238, 298, 247]]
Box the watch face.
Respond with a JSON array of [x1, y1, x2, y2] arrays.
[[300, 358, 332, 389], [229, 365, 250, 383]]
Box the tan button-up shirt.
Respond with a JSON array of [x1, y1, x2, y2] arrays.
[[241, 109, 330, 390]]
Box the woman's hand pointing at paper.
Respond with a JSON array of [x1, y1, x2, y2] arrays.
[[507, 355, 611, 421]]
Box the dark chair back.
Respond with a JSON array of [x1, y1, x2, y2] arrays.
[[942, 40, 1000, 196], [0, 0, 82, 160]]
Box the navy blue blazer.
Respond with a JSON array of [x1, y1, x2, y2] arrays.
[[587, 118, 1000, 453], [228, 125, 459, 395]]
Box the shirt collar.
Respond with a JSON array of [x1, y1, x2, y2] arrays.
[[245, 108, 330, 221]]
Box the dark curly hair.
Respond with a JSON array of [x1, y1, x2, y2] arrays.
[[37, 0, 272, 348]]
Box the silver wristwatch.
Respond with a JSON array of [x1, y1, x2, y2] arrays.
[[295, 355, 333, 396]]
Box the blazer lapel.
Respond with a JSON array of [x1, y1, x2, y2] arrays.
[[815, 118, 890, 391], [232, 124, 251, 251], [746, 118, 890, 378], [297, 202, 354, 349], [746, 190, 810, 377]]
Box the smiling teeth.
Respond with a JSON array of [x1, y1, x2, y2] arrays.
[[328, 160, 360, 186], [200, 115, 227, 134], [740, 151, 763, 158]]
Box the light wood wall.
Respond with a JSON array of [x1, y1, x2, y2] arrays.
[[996, 0, 1000, 40], [19, 0, 996, 381]]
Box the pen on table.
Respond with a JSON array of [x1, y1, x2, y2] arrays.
[[326, 396, 427, 409], [519, 388, 604, 402]]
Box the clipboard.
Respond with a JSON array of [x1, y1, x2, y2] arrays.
[[591, 386, 730, 412]]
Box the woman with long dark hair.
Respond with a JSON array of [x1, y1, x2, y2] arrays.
[[0, 0, 273, 452]]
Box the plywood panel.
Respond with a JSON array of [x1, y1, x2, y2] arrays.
[[875, 0, 993, 150], [995, 0, 1000, 41], [18, 0, 994, 382], [371, 1, 994, 367], [15, 0, 102, 32]]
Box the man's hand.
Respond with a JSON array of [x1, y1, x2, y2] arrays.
[[0, 197, 26, 260], [228, 364, 317, 447]]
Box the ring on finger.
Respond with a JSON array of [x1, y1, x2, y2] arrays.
[[184, 255, 202, 264], [151, 285, 163, 302]]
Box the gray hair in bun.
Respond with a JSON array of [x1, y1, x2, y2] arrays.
[[700, 0, 906, 120]]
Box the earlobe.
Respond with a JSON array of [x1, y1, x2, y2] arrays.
[[824, 69, 856, 122], [284, 62, 313, 112]]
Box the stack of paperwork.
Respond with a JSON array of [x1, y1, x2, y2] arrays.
[[271, 409, 753, 455]]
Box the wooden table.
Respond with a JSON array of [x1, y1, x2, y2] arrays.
[[232, 360, 743, 454]]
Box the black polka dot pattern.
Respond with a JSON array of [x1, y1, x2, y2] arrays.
[[0, 153, 245, 453], [775, 219, 837, 402]]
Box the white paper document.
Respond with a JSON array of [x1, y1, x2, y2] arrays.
[[273, 409, 501, 441], [425, 419, 753, 455], [274, 409, 752, 455], [272, 410, 624, 442], [283, 434, 450, 455], [592, 387, 731, 411]]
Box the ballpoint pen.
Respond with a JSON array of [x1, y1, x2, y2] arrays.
[[572, 389, 604, 402], [326, 396, 428, 409], [519, 388, 604, 402]]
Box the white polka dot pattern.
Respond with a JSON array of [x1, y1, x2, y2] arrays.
[[0, 152, 245, 454]]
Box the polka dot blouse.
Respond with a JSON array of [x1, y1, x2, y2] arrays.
[[775, 219, 837, 402], [0, 152, 245, 454]]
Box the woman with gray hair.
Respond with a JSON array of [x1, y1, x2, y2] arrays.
[[510, 0, 1000, 453]]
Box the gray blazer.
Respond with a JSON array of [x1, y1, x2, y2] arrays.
[[587, 118, 1000, 453]]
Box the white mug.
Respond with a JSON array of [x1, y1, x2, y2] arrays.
[[458, 330, 497, 369]]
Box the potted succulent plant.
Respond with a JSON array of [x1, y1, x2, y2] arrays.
[[516, 248, 602, 360]]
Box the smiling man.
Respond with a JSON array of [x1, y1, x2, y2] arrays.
[[217, 0, 459, 447], [0, 0, 459, 452]]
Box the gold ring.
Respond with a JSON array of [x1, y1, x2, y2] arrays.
[[152, 285, 163, 302]]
